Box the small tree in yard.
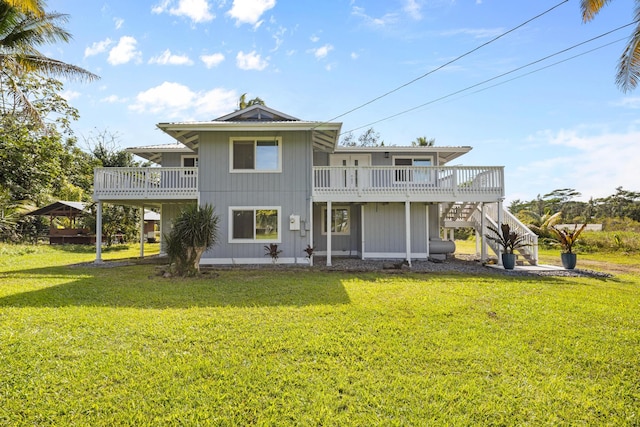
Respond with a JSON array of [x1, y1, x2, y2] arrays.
[[165, 204, 219, 277]]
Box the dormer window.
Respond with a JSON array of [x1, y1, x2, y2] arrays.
[[230, 137, 282, 173]]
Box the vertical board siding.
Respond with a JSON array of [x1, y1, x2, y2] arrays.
[[197, 130, 312, 261], [312, 204, 361, 254], [410, 203, 428, 254], [364, 203, 406, 253]]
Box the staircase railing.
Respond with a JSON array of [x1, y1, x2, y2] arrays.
[[469, 203, 538, 265]]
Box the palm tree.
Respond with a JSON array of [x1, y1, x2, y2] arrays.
[[411, 136, 435, 147], [238, 93, 266, 110], [0, 1, 98, 124], [581, 0, 640, 92], [7, 0, 43, 15]]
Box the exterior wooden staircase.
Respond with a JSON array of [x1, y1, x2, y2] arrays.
[[442, 202, 538, 265]]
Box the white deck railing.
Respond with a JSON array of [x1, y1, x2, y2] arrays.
[[94, 167, 198, 200], [313, 166, 504, 199]]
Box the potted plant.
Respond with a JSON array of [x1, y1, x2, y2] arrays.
[[549, 223, 587, 269], [486, 223, 528, 270]]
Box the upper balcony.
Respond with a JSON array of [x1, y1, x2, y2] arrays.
[[93, 167, 198, 202], [312, 166, 504, 203]]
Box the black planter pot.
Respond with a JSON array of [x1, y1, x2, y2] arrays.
[[502, 253, 516, 270], [561, 253, 577, 270]]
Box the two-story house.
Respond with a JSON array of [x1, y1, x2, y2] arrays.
[[93, 105, 538, 266]]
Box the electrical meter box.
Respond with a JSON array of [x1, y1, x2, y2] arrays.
[[289, 214, 300, 231]]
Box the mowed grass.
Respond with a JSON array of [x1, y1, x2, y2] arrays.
[[0, 244, 639, 425]]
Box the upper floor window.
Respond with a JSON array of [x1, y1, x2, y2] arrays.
[[181, 155, 198, 176], [230, 137, 282, 172], [394, 156, 433, 183]]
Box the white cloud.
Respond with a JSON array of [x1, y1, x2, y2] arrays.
[[517, 127, 640, 200], [149, 49, 194, 65], [114, 17, 124, 29], [101, 95, 127, 103], [61, 90, 81, 101], [614, 97, 640, 109], [129, 82, 237, 118], [200, 53, 225, 68], [310, 35, 319, 43], [351, 6, 398, 28], [440, 28, 503, 39], [108, 36, 141, 65], [350, 52, 359, 60], [152, 0, 214, 23], [84, 38, 113, 58], [236, 50, 268, 70], [310, 44, 333, 60], [227, 0, 276, 26], [403, 0, 422, 20]]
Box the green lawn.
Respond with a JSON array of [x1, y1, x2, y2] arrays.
[[0, 243, 639, 425]]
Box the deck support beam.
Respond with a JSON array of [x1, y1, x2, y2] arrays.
[[95, 201, 103, 264], [405, 201, 412, 266], [326, 200, 332, 267], [497, 199, 504, 265], [139, 206, 145, 258]]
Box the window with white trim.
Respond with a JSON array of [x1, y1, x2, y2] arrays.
[[229, 207, 280, 242], [322, 206, 350, 235], [230, 138, 281, 172], [181, 155, 198, 176], [394, 156, 433, 183]]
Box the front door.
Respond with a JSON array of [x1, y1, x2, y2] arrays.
[[330, 154, 371, 189]]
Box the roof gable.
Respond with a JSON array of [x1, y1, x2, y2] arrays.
[[214, 105, 299, 122]]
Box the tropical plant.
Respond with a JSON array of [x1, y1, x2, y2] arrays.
[[486, 223, 528, 254], [0, 1, 98, 125], [165, 204, 219, 276], [264, 243, 282, 263], [581, 0, 640, 92], [411, 136, 435, 147], [238, 93, 265, 110], [550, 223, 588, 254], [304, 245, 314, 259]]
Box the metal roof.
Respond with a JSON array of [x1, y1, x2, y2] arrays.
[[126, 143, 195, 164]]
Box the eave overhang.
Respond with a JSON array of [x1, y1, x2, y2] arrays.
[[157, 121, 343, 153], [126, 143, 196, 164], [334, 145, 473, 164]]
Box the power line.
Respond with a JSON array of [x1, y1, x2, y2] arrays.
[[341, 21, 635, 135], [318, 0, 570, 126]]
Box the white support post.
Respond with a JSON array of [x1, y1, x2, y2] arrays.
[[326, 200, 332, 267], [309, 197, 314, 267], [139, 205, 145, 258], [425, 205, 430, 259], [405, 201, 412, 266], [480, 203, 487, 262], [497, 199, 504, 265], [95, 201, 103, 264], [159, 205, 165, 256], [360, 204, 365, 260]]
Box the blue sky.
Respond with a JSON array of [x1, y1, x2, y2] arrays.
[[47, 0, 639, 203]]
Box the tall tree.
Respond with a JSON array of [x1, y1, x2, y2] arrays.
[[0, 1, 98, 124], [581, 0, 640, 91], [340, 127, 384, 147]]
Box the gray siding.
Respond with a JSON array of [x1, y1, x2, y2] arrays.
[[363, 203, 406, 253], [197, 130, 313, 261], [312, 204, 361, 255], [159, 203, 192, 253], [161, 151, 195, 167]]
